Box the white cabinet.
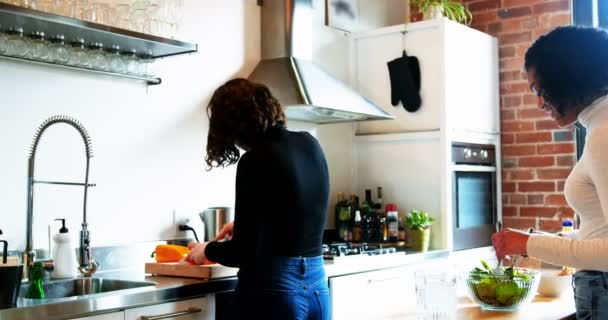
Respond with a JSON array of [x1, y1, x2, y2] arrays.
[[124, 297, 212, 320], [73, 312, 124, 320], [351, 18, 499, 135], [330, 266, 417, 320]]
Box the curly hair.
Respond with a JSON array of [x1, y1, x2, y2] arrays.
[[205, 78, 286, 169], [525, 26, 608, 116]]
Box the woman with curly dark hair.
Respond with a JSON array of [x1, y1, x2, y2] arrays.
[[186, 78, 331, 320], [492, 26, 608, 319]]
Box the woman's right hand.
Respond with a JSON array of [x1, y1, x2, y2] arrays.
[[216, 222, 234, 240]]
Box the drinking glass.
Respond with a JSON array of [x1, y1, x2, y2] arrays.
[[29, 31, 50, 61], [415, 269, 458, 320], [5, 27, 29, 58], [48, 34, 69, 64], [88, 42, 108, 71], [121, 49, 140, 75]]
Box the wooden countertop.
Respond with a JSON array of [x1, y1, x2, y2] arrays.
[[458, 289, 576, 319]]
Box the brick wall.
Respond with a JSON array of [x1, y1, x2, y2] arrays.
[[462, 0, 575, 232]]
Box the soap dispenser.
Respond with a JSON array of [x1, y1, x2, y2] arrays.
[[51, 219, 78, 279]]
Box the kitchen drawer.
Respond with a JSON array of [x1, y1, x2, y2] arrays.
[[124, 297, 211, 320], [72, 312, 124, 320]]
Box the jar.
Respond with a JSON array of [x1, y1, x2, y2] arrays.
[[67, 38, 88, 68], [106, 44, 126, 73], [5, 27, 30, 58], [139, 54, 154, 77], [29, 31, 49, 61], [121, 49, 140, 75], [48, 34, 69, 64], [88, 42, 108, 71]]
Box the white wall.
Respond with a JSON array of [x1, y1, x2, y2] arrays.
[[0, 0, 357, 251]]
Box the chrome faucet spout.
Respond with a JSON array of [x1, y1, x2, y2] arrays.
[[24, 115, 96, 280]]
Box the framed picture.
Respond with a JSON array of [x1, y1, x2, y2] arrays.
[[325, 0, 360, 32]]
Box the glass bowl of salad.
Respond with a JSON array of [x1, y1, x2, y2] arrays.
[[466, 260, 541, 312]]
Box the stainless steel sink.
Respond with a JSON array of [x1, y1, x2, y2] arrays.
[[20, 278, 156, 300]]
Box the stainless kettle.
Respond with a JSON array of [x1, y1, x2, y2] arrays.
[[199, 207, 234, 242]]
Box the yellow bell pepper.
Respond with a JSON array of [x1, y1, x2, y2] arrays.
[[151, 244, 190, 263]]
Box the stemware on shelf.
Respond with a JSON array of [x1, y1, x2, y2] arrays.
[[29, 31, 49, 61], [48, 34, 69, 64]]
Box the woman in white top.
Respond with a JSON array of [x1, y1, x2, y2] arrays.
[[492, 26, 608, 319]]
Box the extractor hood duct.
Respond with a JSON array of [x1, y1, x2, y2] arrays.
[[249, 0, 394, 124]]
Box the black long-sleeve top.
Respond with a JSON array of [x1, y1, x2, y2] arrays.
[[205, 125, 330, 268]]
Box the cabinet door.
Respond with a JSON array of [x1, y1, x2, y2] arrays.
[[124, 297, 211, 320], [330, 267, 417, 320], [72, 312, 124, 320]]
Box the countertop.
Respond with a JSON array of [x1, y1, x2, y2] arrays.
[[0, 271, 238, 320], [458, 292, 576, 319]]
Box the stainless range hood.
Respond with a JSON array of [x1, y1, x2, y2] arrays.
[[249, 0, 394, 124]]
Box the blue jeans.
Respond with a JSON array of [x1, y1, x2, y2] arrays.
[[573, 271, 608, 319], [234, 256, 330, 320]]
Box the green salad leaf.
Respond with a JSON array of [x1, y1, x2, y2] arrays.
[[468, 260, 534, 308]]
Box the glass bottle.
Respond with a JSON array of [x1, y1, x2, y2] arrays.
[[29, 31, 49, 61], [107, 44, 126, 74], [335, 192, 351, 241], [25, 262, 45, 299], [88, 42, 108, 71], [67, 38, 88, 68], [48, 34, 69, 64], [121, 49, 139, 75], [5, 27, 29, 58]]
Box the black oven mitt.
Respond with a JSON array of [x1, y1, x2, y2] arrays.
[[387, 50, 421, 112]]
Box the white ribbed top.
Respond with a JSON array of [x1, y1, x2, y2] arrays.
[[527, 95, 608, 271]]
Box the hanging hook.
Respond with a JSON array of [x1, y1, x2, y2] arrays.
[[401, 29, 408, 55]]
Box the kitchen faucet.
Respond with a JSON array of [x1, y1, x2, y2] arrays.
[[23, 115, 98, 281]]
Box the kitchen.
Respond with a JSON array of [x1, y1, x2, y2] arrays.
[[0, 0, 589, 319]]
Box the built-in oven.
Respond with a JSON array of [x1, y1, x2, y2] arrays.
[[451, 142, 498, 251]]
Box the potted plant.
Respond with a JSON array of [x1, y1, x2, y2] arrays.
[[410, 0, 472, 25], [405, 209, 436, 252]]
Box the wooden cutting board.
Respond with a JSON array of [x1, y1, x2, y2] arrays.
[[145, 262, 238, 279]]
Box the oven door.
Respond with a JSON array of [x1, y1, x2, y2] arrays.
[[452, 164, 497, 251]]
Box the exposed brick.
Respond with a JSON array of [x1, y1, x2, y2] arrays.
[[502, 110, 516, 121], [557, 180, 566, 192], [469, 0, 501, 11], [504, 0, 541, 8], [503, 158, 518, 168], [518, 108, 547, 119], [503, 206, 518, 216], [503, 217, 536, 230], [536, 120, 560, 130], [519, 156, 555, 167], [557, 207, 575, 219], [538, 219, 563, 233], [500, 46, 516, 58], [503, 95, 522, 108], [516, 132, 552, 143], [537, 143, 575, 155], [556, 155, 575, 166], [508, 169, 535, 180], [518, 181, 555, 192], [502, 133, 515, 144], [488, 22, 502, 34], [501, 82, 529, 94], [510, 194, 527, 205], [533, 27, 554, 39], [521, 206, 557, 217], [546, 194, 568, 206], [533, 0, 570, 14], [498, 7, 533, 19], [528, 194, 544, 205], [503, 145, 536, 156], [501, 31, 532, 45], [550, 13, 572, 26], [521, 17, 539, 29], [537, 169, 571, 180], [503, 194, 510, 204], [502, 19, 522, 32], [500, 71, 522, 82], [503, 182, 517, 193], [502, 120, 535, 132], [523, 94, 538, 106], [472, 11, 499, 24], [554, 131, 573, 142], [500, 58, 525, 71]]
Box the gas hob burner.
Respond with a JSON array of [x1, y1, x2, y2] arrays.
[[322, 242, 400, 259]]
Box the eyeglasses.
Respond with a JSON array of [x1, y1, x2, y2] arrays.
[[530, 82, 549, 110]]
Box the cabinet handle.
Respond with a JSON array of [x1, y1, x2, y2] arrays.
[[141, 307, 203, 320]]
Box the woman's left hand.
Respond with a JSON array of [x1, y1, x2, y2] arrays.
[[185, 242, 209, 265], [492, 228, 530, 260]]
